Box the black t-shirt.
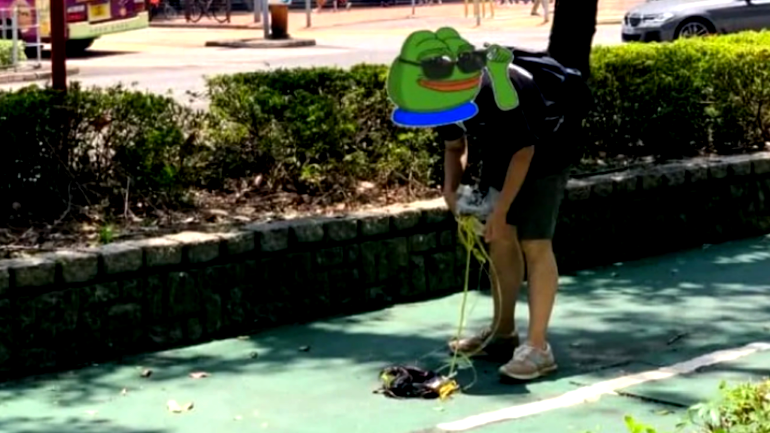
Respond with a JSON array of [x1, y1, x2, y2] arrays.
[[435, 65, 564, 191]]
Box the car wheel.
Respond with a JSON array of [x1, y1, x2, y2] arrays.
[[675, 18, 714, 39]]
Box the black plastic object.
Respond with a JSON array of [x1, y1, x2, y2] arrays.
[[377, 365, 447, 399]]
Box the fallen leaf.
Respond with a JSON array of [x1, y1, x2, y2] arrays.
[[167, 399, 194, 413], [189, 372, 209, 379], [298, 345, 310, 352], [85, 410, 98, 416], [249, 351, 259, 359], [237, 336, 250, 340], [121, 388, 128, 396], [167, 400, 182, 412], [140, 369, 153, 378]]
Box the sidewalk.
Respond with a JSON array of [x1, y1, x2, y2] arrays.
[[0, 65, 80, 85], [150, 0, 641, 33], [0, 235, 768, 433]]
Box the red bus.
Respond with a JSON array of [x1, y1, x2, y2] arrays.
[[2, 0, 149, 54]]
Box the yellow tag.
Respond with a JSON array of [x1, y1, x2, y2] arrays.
[[89, 3, 112, 22], [438, 380, 460, 400]]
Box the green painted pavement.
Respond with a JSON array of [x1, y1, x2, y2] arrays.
[[0, 235, 768, 433]]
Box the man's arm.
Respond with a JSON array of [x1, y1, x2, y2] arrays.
[[443, 136, 468, 213], [495, 145, 534, 214], [444, 136, 468, 195]]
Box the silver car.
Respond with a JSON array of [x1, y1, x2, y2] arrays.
[[621, 0, 770, 42]]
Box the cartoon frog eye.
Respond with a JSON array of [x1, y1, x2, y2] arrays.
[[457, 51, 487, 74], [420, 55, 456, 80]]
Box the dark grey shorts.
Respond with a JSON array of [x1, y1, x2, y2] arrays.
[[503, 170, 569, 240]]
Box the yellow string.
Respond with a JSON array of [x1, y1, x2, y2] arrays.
[[438, 214, 502, 397]]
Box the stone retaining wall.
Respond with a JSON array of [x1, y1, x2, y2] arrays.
[[1, 152, 769, 379]]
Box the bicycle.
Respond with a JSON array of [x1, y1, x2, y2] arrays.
[[188, 0, 228, 23]]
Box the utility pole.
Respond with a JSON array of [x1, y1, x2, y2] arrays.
[[50, 0, 67, 91], [262, 0, 270, 39], [547, 0, 598, 80]]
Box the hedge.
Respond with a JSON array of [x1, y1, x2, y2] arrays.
[[0, 40, 25, 68], [3, 31, 770, 224]]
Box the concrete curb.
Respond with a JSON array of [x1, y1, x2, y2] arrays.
[[151, 21, 264, 30], [0, 67, 81, 85], [204, 37, 316, 48]]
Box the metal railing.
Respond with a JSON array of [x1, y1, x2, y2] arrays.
[[0, 6, 43, 70]]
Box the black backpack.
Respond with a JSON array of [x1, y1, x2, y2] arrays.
[[504, 47, 594, 166], [507, 46, 593, 135]]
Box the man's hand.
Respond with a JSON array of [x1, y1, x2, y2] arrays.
[[485, 44, 514, 70], [484, 206, 510, 243], [483, 44, 519, 111]]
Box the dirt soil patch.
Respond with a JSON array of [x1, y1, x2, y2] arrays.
[[0, 153, 702, 258]]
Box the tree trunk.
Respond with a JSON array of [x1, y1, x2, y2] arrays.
[[547, 0, 600, 80]]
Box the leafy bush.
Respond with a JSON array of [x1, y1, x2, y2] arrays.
[[205, 64, 441, 195], [586, 31, 770, 161], [0, 39, 26, 68], [0, 83, 207, 223], [5, 31, 770, 224], [619, 379, 770, 433]]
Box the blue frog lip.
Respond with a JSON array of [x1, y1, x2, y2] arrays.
[[391, 102, 479, 128]]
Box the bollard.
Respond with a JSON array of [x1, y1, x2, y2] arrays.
[[268, 0, 290, 39], [11, 8, 19, 66]]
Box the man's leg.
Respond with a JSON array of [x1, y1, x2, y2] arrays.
[[489, 226, 525, 336], [448, 218, 524, 359], [520, 239, 558, 350], [499, 171, 568, 380], [531, 0, 540, 15]]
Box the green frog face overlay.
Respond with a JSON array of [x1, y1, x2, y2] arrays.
[[387, 27, 520, 128]]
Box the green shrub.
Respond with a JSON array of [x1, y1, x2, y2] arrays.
[[609, 379, 770, 433], [587, 31, 770, 161], [682, 379, 770, 433], [0, 39, 26, 68], [0, 83, 207, 223], [204, 64, 442, 195], [5, 31, 770, 224]]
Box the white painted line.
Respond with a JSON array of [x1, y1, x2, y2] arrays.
[[437, 341, 770, 432]]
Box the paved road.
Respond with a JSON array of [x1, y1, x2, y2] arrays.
[[0, 235, 768, 433], [0, 24, 623, 107]]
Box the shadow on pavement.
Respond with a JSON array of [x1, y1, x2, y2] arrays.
[[0, 416, 168, 433], [0, 235, 767, 427]]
